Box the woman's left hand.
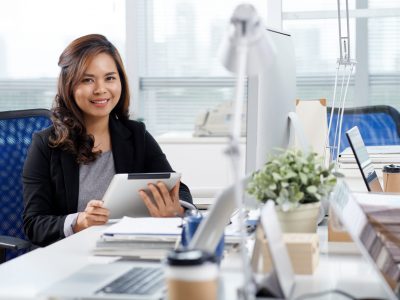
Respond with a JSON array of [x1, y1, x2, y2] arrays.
[[139, 181, 184, 217]]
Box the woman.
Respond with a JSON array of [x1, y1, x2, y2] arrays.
[[23, 34, 192, 247]]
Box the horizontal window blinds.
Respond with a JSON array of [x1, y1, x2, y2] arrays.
[[135, 0, 265, 135]]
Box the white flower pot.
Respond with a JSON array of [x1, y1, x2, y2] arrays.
[[275, 202, 321, 233]]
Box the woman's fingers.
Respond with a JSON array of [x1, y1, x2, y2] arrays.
[[87, 200, 104, 207], [170, 181, 180, 204], [86, 213, 109, 224], [85, 206, 109, 216], [148, 183, 166, 210], [157, 182, 172, 202], [140, 190, 160, 217], [74, 200, 110, 232], [157, 181, 184, 216], [139, 183, 184, 217], [85, 202, 109, 217]]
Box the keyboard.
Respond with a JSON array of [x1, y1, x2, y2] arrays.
[[97, 267, 164, 295]]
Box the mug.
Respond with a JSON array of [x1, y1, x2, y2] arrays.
[[181, 214, 225, 263]]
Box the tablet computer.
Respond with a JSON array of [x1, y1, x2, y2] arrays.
[[102, 172, 181, 219]]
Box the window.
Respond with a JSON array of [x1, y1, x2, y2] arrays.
[[283, 0, 400, 113], [133, 0, 267, 136], [369, 0, 400, 107], [0, 0, 125, 111], [283, 1, 356, 105]]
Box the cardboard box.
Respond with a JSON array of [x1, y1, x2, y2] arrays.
[[251, 227, 319, 275], [328, 208, 352, 242]]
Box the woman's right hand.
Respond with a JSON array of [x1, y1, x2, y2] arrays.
[[73, 200, 109, 233]]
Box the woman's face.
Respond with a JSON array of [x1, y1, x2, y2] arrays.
[[73, 52, 122, 123]]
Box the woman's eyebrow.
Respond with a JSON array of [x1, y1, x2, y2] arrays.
[[82, 72, 117, 77]]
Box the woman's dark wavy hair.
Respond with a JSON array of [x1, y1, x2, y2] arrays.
[[49, 34, 130, 164]]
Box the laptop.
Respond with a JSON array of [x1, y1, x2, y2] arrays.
[[346, 126, 383, 192], [330, 180, 400, 300]]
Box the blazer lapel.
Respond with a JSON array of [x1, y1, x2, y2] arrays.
[[109, 117, 136, 173], [60, 151, 79, 214], [59, 117, 135, 213]]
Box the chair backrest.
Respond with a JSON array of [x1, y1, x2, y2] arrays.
[[327, 105, 400, 158], [0, 109, 52, 260]]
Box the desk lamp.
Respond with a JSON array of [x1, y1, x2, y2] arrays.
[[218, 4, 275, 300], [325, 0, 356, 167]]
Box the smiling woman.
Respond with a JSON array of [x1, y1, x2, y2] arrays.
[[22, 34, 192, 247]]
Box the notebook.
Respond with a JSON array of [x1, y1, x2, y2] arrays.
[[346, 126, 383, 192], [330, 181, 400, 300]]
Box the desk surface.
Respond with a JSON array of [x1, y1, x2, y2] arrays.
[[0, 223, 390, 300]]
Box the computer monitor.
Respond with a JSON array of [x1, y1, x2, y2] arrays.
[[246, 29, 296, 173]]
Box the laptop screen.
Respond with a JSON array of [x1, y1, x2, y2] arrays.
[[346, 126, 383, 192], [330, 181, 400, 299]]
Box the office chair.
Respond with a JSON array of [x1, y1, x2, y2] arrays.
[[0, 109, 52, 263], [327, 105, 400, 158]]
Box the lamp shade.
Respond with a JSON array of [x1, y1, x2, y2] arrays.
[[218, 4, 276, 76]]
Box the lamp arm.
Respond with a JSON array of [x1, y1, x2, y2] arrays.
[[226, 39, 256, 300]]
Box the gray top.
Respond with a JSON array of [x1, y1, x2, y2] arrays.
[[77, 150, 115, 211], [64, 151, 115, 237]]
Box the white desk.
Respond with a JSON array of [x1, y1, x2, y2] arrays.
[[0, 222, 390, 300]]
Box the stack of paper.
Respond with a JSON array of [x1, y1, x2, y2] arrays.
[[93, 216, 242, 259], [338, 145, 400, 170], [93, 217, 182, 259]]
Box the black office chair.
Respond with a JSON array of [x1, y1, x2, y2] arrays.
[[0, 109, 52, 263], [327, 105, 400, 158]]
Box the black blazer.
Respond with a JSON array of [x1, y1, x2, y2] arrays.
[[22, 117, 192, 247]]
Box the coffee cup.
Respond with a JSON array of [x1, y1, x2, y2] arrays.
[[383, 164, 400, 193], [165, 249, 218, 300]]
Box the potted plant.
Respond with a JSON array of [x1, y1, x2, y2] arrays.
[[247, 149, 337, 232]]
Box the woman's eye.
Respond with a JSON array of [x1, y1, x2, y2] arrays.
[[82, 78, 94, 83], [106, 76, 116, 81]]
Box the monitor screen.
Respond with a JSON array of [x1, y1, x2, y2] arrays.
[[246, 29, 296, 173]]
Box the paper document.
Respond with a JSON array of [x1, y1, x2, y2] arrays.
[[103, 216, 182, 236]]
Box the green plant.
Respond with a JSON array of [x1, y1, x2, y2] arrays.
[[247, 149, 337, 211]]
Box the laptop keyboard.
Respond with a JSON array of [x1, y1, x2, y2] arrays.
[[97, 267, 164, 295]]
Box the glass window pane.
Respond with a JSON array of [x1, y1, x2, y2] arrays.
[[369, 0, 400, 9], [139, 86, 239, 135], [137, 0, 267, 77], [283, 18, 355, 103], [136, 0, 266, 136], [284, 0, 400, 152], [369, 17, 400, 110], [283, 0, 355, 12], [0, 0, 125, 110]]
